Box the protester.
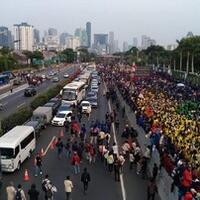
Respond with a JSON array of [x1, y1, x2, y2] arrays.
[[6, 182, 16, 200], [64, 176, 73, 200], [35, 152, 43, 176], [28, 184, 39, 200], [71, 152, 81, 174], [81, 168, 91, 194], [15, 184, 26, 200], [56, 137, 64, 159], [147, 178, 157, 200]]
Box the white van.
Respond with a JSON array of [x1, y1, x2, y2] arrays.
[[0, 126, 36, 172]]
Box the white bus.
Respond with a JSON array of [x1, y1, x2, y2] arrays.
[[0, 126, 36, 172], [79, 72, 91, 87], [61, 81, 86, 105]]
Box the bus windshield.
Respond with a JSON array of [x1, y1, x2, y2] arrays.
[[63, 90, 76, 101], [0, 148, 14, 159]]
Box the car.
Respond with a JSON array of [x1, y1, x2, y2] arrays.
[[41, 74, 46, 79], [44, 100, 61, 116], [24, 86, 37, 97], [52, 77, 60, 82], [86, 91, 97, 99], [91, 79, 98, 85], [86, 97, 98, 108], [81, 101, 92, 114], [51, 110, 72, 126], [63, 73, 69, 78], [57, 103, 72, 113], [48, 71, 54, 76], [90, 85, 98, 93]]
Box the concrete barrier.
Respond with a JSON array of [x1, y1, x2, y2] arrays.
[[116, 88, 179, 200]]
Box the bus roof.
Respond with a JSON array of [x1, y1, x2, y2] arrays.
[[0, 126, 34, 148], [63, 81, 85, 90]]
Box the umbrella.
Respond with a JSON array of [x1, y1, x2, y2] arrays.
[[177, 83, 185, 87]]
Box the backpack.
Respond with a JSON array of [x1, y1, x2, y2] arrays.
[[42, 180, 47, 192], [15, 189, 22, 200]]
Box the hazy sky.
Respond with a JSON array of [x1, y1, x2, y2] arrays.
[[1, 0, 200, 46]]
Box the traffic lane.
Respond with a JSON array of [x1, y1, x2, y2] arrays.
[[0, 84, 123, 200], [0, 66, 78, 118]]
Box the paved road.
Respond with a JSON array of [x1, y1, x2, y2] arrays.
[[0, 83, 160, 200], [0, 65, 78, 119]]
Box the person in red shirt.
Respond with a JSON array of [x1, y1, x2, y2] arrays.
[[182, 165, 192, 190], [71, 152, 80, 174]]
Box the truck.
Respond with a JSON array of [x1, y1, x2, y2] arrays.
[[32, 106, 52, 128]]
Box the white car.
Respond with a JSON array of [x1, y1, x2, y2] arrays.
[[63, 73, 69, 78], [81, 101, 92, 114], [51, 111, 72, 126], [91, 79, 98, 85]]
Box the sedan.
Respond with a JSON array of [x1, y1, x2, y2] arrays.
[[90, 85, 98, 93], [86, 97, 98, 108], [81, 101, 92, 114], [63, 73, 69, 78], [24, 86, 37, 97], [52, 77, 60, 82], [86, 91, 97, 99], [51, 111, 72, 126]]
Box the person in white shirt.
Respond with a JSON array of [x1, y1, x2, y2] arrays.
[[112, 142, 118, 158], [6, 182, 16, 200], [64, 176, 73, 200]]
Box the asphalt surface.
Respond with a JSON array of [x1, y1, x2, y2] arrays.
[[0, 82, 160, 200], [0, 65, 78, 119]]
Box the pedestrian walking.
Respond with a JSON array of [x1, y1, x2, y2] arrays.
[[56, 137, 64, 159], [64, 176, 73, 200], [147, 178, 157, 200], [71, 152, 80, 174], [81, 168, 91, 195], [34, 153, 43, 176], [88, 144, 96, 164], [152, 163, 158, 180], [6, 181, 16, 200], [129, 150, 134, 170], [15, 184, 26, 200], [28, 184, 39, 200], [107, 152, 114, 172], [80, 124, 87, 143], [42, 175, 57, 200], [114, 158, 120, 182], [65, 138, 71, 158]]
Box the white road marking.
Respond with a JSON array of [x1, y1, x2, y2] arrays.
[[44, 136, 56, 156], [17, 102, 25, 108], [104, 82, 127, 200]]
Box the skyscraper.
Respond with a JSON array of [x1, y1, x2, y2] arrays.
[[60, 32, 70, 46], [109, 31, 114, 54], [48, 28, 57, 36], [141, 35, 156, 49], [13, 22, 33, 51], [86, 22, 91, 48], [123, 41, 129, 52], [0, 26, 12, 48], [33, 29, 40, 44], [93, 34, 109, 55], [74, 28, 88, 47], [133, 37, 138, 47]]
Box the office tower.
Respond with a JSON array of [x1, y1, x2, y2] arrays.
[[13, 22, 33, 51], [74, 28, 88, 47], [0, 26, 12, 48], [141, 35, 156, 49], [123, 41, 129, 52], [93, 34, 109, 55], [114, 40, 119, 52], [48, 28, 57, 36], [133, 37, 138, 47], [33, 29, 40, 44], [66, 36, 81, 50], [109, 31, 114, 54], [60, 33, 70, 46], [86, 22, 91, 48]]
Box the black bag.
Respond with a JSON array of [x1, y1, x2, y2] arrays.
[[15, 189, 22, 200]]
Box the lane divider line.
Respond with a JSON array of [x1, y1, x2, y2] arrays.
[[104, 82, 127, 200], [44, 136, 56, 156]]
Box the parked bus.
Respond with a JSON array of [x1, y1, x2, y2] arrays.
[[0, 126, 36, 172], [61, 81, 86, 105]]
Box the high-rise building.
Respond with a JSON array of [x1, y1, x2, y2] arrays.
[[0, 26, 12, 48], [13, 22, 33, 51], [141, 35, 156, 49], [86, 22, 91, 48], [66, 36, 81, 50], [93, 34, 109, 55], [48, 28, 57, 36], [33, 29, 40, 44], [123, 41, 129, 52], [74, 28, 88, 47], [109, 31, 114, 54], [114, 40, 120, 52], [60, 33, 70, 46], [133, 37, 138, 47]]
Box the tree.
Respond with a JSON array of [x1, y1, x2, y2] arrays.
[[62, 48, 76, 63]]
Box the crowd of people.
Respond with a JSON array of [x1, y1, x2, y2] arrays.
[[99, 64, 200, 200]]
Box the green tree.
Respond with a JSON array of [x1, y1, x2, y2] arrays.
[[62, 48, 76, 63]]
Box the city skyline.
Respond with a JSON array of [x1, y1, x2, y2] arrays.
[[0, 0, 199, 47]]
